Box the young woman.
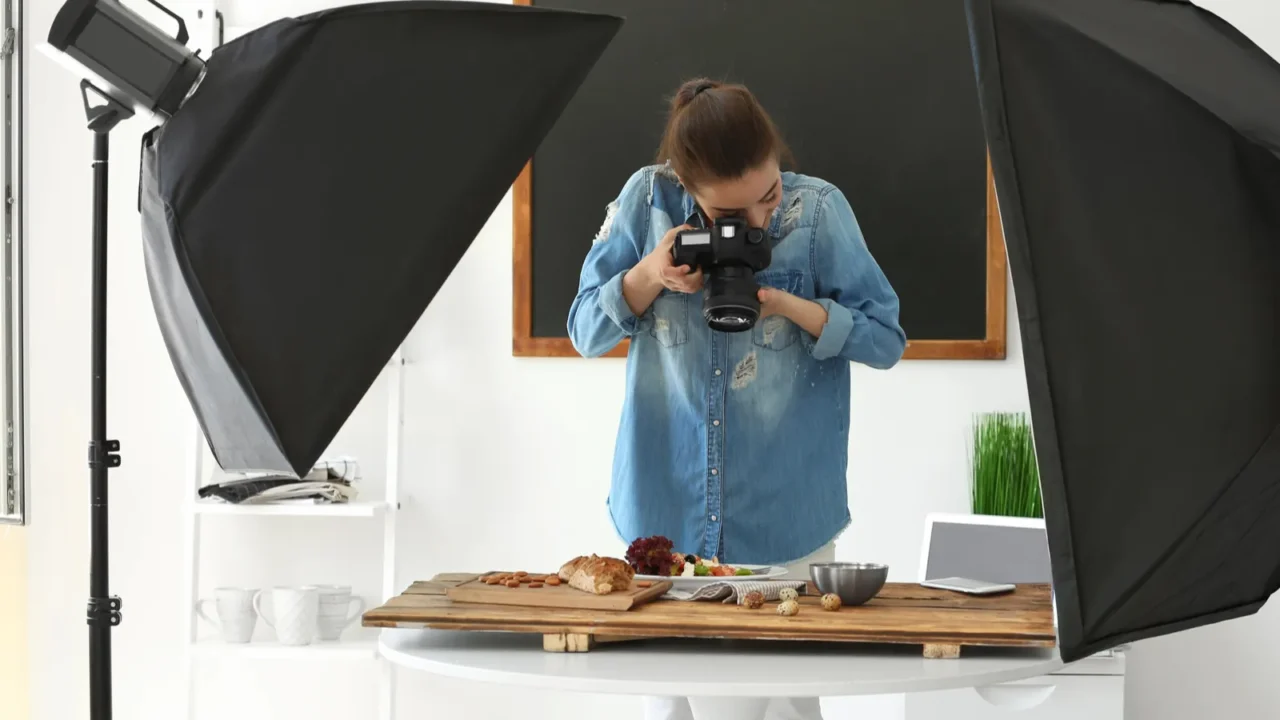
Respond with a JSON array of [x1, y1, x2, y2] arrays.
[[568, 79, 905, 718]]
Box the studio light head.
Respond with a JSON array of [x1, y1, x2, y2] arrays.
[[47, 0, 205, 119]]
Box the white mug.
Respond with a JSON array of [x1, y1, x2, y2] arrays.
[[196, 587, 259, 643], [314, 585, 366, 642], [253, 586, 319, 646]]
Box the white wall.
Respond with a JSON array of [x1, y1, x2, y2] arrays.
[[22, 0, 1280, 719], [0, 525, 29, 720]]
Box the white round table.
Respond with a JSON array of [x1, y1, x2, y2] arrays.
[[380, 628, 1064, 717]]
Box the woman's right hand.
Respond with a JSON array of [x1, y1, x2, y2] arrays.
[[622, 225, 704, 317], [644, 224, 704, 294]]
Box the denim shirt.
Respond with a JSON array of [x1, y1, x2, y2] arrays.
[[568, 164, 906, 565]]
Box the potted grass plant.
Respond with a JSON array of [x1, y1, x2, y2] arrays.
[[970, 412, 1043, 518]]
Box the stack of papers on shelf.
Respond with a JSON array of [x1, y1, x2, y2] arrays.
[[198, 456, 362, 505]]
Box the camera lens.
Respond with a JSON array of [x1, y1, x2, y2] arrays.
[[702, 266, 760, 332]]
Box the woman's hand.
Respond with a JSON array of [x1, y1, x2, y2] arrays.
[[757, 287, 791, 318], [646, 225, 704, 294], [622, 225, 704, 316], [758, 287, 829, 338]]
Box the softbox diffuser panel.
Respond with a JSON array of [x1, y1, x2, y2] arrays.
[[140, 1, 621, 476], [966, 0, 1280, 662]]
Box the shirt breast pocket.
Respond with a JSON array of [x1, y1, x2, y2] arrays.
[[648, 291, 689, 348], [753, 269, 805, 352]]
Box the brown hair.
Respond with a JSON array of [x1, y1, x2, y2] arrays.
[[656, 77, 793, 192]]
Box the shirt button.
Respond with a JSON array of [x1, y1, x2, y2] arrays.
[[711, 468, 719, 476], [715, 369, 722, 376], [710, 515, 718, 522], [713, 420, 721, 427]]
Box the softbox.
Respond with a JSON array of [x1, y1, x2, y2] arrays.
[[966, 0, 1280, 662], [140, 1, 621, 476]]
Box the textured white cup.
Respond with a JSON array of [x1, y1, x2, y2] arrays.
[[253, 586, 319, 646], [314, 585, 366, 641], [197, 587, 259, 643]]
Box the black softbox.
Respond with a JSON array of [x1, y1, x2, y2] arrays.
[[140, 1, 621, 476], [966, 0, 1280, 662]]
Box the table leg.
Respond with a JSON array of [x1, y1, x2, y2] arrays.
[[642, 696, 695, 720], [763, 697, 824, 719], [687, 697, 770, 720]]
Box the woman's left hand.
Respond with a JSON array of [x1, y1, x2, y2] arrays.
[[757, 286, 792, 318], [758, 287, 829, 338]]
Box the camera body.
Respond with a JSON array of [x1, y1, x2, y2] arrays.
[[671, 216, 771, 332]]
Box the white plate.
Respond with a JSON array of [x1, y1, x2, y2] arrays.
[[637, 565, 790, 591]]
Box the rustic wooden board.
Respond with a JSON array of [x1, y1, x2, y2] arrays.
[[445, 572, 672, 611], [366, 576, 1056, 657]]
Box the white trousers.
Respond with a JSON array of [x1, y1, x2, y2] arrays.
[[642, 543, 837, 720]]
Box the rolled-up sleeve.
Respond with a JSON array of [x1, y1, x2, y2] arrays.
[[809, 187, 906, 368], [567, 167, 653, 358], [596, 269, 639, 336]]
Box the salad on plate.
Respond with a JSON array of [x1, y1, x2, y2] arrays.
[[625, 535, 784, 582]]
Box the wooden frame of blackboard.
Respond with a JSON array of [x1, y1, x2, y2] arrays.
[[512, 157, 1007, 360]]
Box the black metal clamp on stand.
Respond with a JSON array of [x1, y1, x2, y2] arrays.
[[81, 79, 132, 720]]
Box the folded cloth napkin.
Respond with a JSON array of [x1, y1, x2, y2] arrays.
[[664, 580, 809, 604]]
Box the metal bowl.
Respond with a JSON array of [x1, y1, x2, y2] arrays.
[[809, 562, 889, 606]]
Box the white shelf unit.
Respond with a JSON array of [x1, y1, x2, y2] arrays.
[[192, 500, 389, 517], [170, 10, 403, 719], [191, 639, 381, 661], [179, 349, 406, 720]]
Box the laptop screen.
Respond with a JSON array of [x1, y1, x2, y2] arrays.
[[924, 520, 1052, 584]]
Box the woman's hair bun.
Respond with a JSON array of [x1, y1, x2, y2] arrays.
[[673, 77, 723, 110]]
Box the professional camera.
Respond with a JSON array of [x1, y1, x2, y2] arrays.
[[671, 216, 772, 332]]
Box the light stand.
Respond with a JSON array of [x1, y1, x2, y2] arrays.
[[82, 79, 132, 720], [44, 3, 203, 716]]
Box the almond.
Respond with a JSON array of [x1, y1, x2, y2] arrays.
[[636, 580, 653, 588], [505, 580, 520, 588], [545, 577, 562, 586], [529, 582, 543, 588]]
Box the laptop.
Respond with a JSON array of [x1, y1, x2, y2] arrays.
[[919, 513, 1051, 585], [918, 513, 1126, 669]]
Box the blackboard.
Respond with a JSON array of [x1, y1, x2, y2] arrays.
[[512, 0, 1006, 360]]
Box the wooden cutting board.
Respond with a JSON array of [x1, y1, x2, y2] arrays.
[[445, 572, 673, 611], [369, 575, 1055, 657]]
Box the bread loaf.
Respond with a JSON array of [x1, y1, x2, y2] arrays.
[[557, 554, 635, 595]]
